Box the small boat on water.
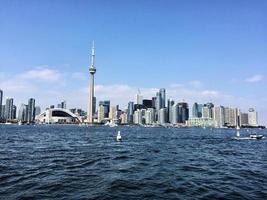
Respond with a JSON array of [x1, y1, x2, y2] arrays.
[[249, 134, 264, 140], [116, 131, 122, 142]]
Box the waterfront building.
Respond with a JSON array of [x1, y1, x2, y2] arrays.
[[18, 104, 28, 122], [202, 103, 214, 119], [187, 118, 214, 127], [12, 105, 16, 120], [143, 99, 152, 109], [127, 101, 134, 124], [109, 106, 118, 122], [170, 103, 179, 124], [0, 89, 2, 118], [36, 108, 81, 124], [213, 106, 225, 128], [159, 88, 166, 108], [98, 105, 105, 123], [224, 107, 238, 127], [120, 113, 127, 124], [155, 92, 161, 111], [145, 108, 155, 125], [99, 100, 110, 118], [27, 98, 35, 123], [35, 106, 41, 116], [5, 98, 14, 120], [88, 42, 96, 123], [133, 109, 145, 125], [178, 102, 189, 123], [1, 105, 5, 119], [152, 97, 157, 109], [158, 108, 167, 125], [240, 112, 249, 126], [248, 108, 258, 126], [192, 103, 203, 118], [167, 99, 175, 123]]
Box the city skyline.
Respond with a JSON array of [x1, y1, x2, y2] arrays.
[[0, 1, 266, 124]]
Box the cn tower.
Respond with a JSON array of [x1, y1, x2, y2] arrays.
[[88, 41, 96, 123]]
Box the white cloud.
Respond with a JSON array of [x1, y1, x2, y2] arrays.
[[245, 74, 264, 83], [19, 66, 60, 81], [189, 80, 203, 89]]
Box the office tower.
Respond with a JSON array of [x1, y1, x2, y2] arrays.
[[152, 97, 157, 109], [142, 99, 152, 109], [159, 88, 166, 108], [192, 103, 203, 118], [12, 105, 16, 119], [18, 104, 28, 122], [27, 98, 35, 123], [171, 103, 179, 124], [213, 106, 225, 128], [240, 113, 249, 126], [99, 100, 110, 118], [145, 108, 155, 125], [167, 99, 175, 123], [88, 41, 96, 123], [127, 101, 134, 124], [158, 108, 167, 125], [35, 106, 41, 116], [178, 102, 189, 123], [98, 105, 105, 123], [136, 93, 143, 105], [248, 108, 258, 126], [5, 98, 14, 120], [155, 92, 161, 111], [0, 89, 2, 118]]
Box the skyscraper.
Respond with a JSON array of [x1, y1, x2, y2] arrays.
[[178, 102, 189, 123], [159, 88, 166, 108], [192, 103, 203, 118], [248, 108, 258, 126], [18, 104, 28, 122], [127, 101, 134, 124], [167, 99, 174, 123], [5, 98, 14, 120], [88, 42, 96, 123], [213, 106, 225, 128], [99, 100, 110, 118], [0, 89, 3, 118], [27, 98, 35, 123]]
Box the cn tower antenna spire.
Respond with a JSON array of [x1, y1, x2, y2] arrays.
[[91, 40, 95, 68]]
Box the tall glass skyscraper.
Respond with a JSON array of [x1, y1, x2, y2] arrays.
[[192, 103, 203, 118], [159, 88, 166, 108], [127, 101, 134, 124], [27, 98, 36, 123], [99, 100, 110, 118]]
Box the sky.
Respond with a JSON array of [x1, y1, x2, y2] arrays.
[[0, 0, 266, 124]]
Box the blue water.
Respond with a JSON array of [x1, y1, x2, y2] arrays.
[[0, 125, 266, 199]]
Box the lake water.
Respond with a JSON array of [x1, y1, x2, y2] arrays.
[[0, 125, 266, 199]]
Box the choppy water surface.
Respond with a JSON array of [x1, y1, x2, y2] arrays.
[[0, 125, 266, 199]]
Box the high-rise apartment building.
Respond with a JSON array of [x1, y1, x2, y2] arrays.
[[248, 108, 258, 126], [5, 98, 14, 120]]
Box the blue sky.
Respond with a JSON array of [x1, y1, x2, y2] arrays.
[[0, 0, 266, 124]]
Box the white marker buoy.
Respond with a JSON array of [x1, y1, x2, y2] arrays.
[[116, 131, 122, 142]]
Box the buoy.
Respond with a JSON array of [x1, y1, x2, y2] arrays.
[[116, 131, 122, 142]]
